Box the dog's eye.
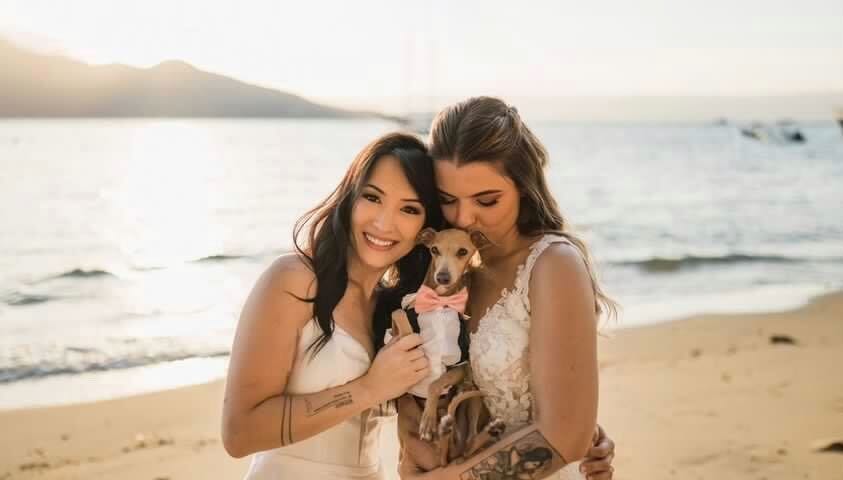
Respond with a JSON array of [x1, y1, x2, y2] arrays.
[[430, 246, 440, 256], [456, 248, 468, 257]]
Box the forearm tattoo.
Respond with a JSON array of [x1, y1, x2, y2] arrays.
[[458, 431, 566, 480], [280, 396, 293, 446], [305, 391, 353, 417]]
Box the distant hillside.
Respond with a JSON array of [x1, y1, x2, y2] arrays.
[[0, 38, 365, 118]]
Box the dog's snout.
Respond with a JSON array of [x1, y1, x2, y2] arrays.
[[435, 270, 451, 285]]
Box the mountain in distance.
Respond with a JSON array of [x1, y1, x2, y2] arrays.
[[0, 37, 371, 118]]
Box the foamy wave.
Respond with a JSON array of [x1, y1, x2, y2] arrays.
[[49, 268, 115, 280], [615, 254, 807, 273], [2, 291, 55, 306], [193, 254, 250, 263], [0, 338, 230, 384]]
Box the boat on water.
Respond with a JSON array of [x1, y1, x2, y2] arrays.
[[739, 120, 806, 144]]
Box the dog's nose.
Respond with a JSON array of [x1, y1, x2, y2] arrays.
[[435, 271, 451, 285]]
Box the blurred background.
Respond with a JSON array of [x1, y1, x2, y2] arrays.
[[1, 0, 841, 411]]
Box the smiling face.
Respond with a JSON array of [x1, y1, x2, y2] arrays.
[[349, 154, 427, 272], [434, 159, 522, 247]]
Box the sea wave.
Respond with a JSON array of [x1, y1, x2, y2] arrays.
[[614, 254, 810, 273], [0, 339, 230, 384], [2, 291, 55, 306], [48, 268, 115, 280], [192, 254, 250, 263]]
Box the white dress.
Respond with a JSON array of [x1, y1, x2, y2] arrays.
[[244, 319, 392, 480], [469, 234, 586, 480]]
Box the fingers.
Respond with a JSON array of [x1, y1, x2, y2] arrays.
[[592, 423, 607, 446], [579, 453, 614, 478], [407, 348, 427, 361], [588, 432, 615, 458], [582, 433, 615, 478], [585, 466, 615, 480], [585, 466, 614, 480], [411, 354, 429, 370], [588, 441, 613, 459], [597, 424, 607, 441], [394, 333, 423, 351]]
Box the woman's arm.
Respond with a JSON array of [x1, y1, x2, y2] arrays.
[[221, 254, 428, 458], [399, 242, 598, 479]]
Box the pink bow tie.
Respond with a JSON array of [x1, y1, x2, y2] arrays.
[[414, 285, 468, 314]]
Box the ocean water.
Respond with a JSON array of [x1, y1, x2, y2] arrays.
[[1, 118, 841, 409]]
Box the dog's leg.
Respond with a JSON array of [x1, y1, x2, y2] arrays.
[[397, 395, 440, 471], [419, 366, 467, 441], [437, 413, 455, 467], [462, 417, 506, 459], [465, 388, 484, 437], [391, 309, 414, 339], [454, 391, 484, 459], [436, 389, 485, 466]]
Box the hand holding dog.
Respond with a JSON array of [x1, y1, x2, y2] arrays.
[[362, 333, 430, 403]]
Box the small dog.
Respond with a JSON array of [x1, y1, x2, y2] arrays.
[[389, 228, 506, 470]]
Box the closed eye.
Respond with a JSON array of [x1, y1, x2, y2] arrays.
[[477, 198, 499, 207]]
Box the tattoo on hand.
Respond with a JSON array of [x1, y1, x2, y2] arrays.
[[458, 431, 566, 480], [305, 391, 353, 417]]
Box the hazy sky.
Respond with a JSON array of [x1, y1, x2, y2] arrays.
[[1, 0, 841, 112]]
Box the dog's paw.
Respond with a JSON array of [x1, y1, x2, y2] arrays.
[[418, 410, 438, 441], [438, 414, 455, 437], [486, 418, 506, 438]]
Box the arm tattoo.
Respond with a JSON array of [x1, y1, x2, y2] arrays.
[[458, 431, 566, 480], [305, 391, 353, 417], [280, 396, 293, 446]]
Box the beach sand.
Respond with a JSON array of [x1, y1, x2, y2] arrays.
[[2, 292, 841, 480]]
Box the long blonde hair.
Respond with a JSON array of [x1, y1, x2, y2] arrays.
[[429, 96, 617, 321]]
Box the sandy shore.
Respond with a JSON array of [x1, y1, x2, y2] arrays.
[[2, 292, 841, 480]]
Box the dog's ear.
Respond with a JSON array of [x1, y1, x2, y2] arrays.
[[469, 230, 491, 250], [416, 227, 437, 247]]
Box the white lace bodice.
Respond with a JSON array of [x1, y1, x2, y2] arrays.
[[469, 234, 585, 479]]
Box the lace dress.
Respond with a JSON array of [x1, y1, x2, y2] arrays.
[[469, 235, 586, 480]]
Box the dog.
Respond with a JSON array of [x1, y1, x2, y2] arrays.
[[388, 227, 506, 470]]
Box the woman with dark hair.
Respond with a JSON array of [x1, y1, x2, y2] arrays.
[[222, 133, 441, 479], [221, 130, 616, 480], [397, 97, 617, 480]]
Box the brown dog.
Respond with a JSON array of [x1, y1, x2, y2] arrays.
[[390, 228, 506, 470]]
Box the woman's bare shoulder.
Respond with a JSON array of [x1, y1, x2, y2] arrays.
[[267, 253, 317, 295], [244, 253, 317, 329], [530, 241, 593, 301]]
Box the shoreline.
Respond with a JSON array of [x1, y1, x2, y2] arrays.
[[1, 283, 837, 412], [2, 291, 841, 479]]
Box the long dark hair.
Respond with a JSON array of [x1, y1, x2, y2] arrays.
[[293, 132, 443, 356], [429, 96, 617, 321]]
